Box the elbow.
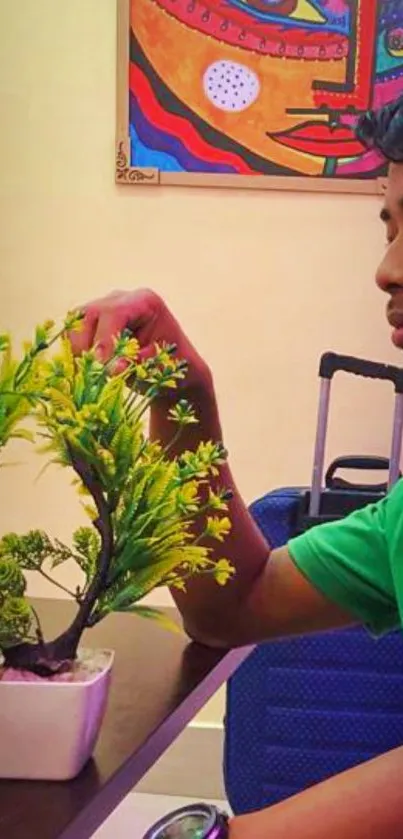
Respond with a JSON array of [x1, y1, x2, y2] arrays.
[[185, 624, 231, 650], [182, 614, 246, 650]]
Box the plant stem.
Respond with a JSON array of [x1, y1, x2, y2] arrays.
[[3, 449, 114, 674], [38, 568, 81, 602], [13, 323, 67, 389], [192, 530, 206, 547], [130, 393, 158, 423], [123, 386, 141, 417], [30, 606, 45, 646], [46, 446, 114, 660], [162, 427, 183, 456]]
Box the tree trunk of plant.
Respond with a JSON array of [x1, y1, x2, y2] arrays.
[[3, 607, 92, 675], [3, 600, 99, 676], [4, 505, 114, 677]]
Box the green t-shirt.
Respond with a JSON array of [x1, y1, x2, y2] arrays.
[[288, 479, 403, 636]]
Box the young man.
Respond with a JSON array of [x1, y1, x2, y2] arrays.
[[71, 99, 403, 837]]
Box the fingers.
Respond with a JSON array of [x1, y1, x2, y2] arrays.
[[66, 288, 212, 396], [69, 289, 163, 361], [109, 356, 130, 376], [68, 306, 98, 355], [108, 345, 155, 379], [92, 290, 161, 362], [92, 310, 126, 362], [137, 344, 159, 365]]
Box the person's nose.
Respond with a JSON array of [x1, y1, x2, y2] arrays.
[[376, 240, 403, 294]]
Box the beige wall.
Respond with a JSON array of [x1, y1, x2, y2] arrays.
[[0, 0, 400, 723]]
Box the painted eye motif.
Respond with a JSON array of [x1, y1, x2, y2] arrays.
[[386, 27, 403, 57], [203, 61, 260, 112]]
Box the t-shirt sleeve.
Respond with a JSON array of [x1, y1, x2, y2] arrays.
[[288, 496, 400, 636]]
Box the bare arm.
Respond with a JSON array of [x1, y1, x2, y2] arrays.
[[72, 289, 355, 647], [151, 387, 353, 647], [230, 745, 403, 839]]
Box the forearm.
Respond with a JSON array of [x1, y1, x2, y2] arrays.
[[149, 387, 270, 644], [229, 747, 403, 839], [75, 290, 353, 648]]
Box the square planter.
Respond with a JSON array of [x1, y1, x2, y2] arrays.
[[0, 648, 114, 780]]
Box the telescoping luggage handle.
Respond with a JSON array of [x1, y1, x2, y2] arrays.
[[325, 455, 396, 492], [309, 352, 403, 517]]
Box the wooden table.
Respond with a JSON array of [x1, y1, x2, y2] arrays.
[[0, 599, 251, 839]]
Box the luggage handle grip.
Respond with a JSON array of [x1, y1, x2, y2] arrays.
[[325, 456, 395, 492], [319, 352, 403, 393]]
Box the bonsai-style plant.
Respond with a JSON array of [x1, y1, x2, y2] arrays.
[[0, 315, 234, 679]]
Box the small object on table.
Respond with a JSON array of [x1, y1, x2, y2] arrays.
[[142, 803, 230, 838]]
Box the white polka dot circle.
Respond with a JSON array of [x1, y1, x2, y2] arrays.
[[203, 60, 260, 112]]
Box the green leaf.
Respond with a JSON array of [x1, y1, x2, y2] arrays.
[[71, 527, 100, 582], [0, 594, 32, 648], [0, 334, 10, 352], [0, 557, 26, 596], [0, 315, 234, 652], [168, 399, 198, 426], [118, 547, 208, 599], [109, 536, 155, 576], [9, 428, 35, 443], [0, 530, 53, 571], [35, 325, 48, 347], [117, 604, 183, 634]]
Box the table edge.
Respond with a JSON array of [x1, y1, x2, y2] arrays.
[[60, 646, 253, 839]]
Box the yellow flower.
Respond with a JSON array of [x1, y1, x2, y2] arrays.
[[121, 338, 140, 359], [214, 559, 235, 586], [135, 364, 148, 380], [43, 319, 55, 332], [205, 516, 232, 542], [180, 482, 199, 503], [208, 489, 229, 512], [177, 481, 200, 512], [64, 311, 84, 333]]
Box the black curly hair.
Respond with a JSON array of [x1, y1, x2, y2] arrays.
[[357, 96, 403, 163]]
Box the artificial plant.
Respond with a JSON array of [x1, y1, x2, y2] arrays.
[[0, 317, 233, 677]]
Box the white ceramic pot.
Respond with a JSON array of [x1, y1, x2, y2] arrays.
[[0, 648, 114, 781]]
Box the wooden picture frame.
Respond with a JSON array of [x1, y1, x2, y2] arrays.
[[116, 0, 395, 195]]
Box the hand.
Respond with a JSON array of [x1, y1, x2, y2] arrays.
[[69, 288, 214, 398]]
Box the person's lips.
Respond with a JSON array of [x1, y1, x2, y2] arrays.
[[387, 306, 403, 348], [269, 121, 365, 159]]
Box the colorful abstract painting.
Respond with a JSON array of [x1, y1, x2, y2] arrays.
[[117, 0, 403, 188]]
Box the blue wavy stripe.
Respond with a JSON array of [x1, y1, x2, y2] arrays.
[[129, 92, 238, 174], [130, 124, 184, 170]]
